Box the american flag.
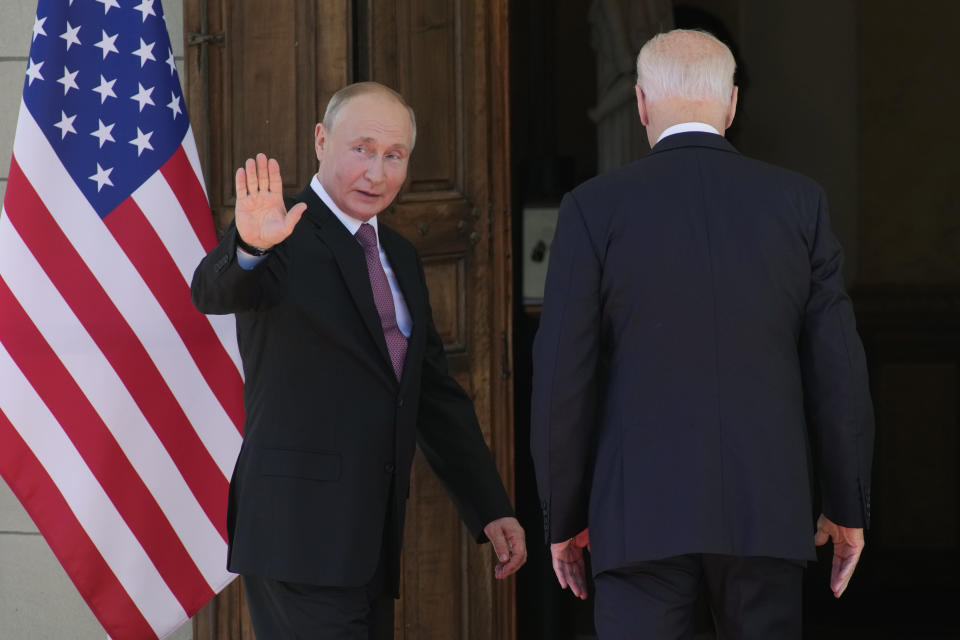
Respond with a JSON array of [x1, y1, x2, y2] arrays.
[[0, 1, 244, 638]]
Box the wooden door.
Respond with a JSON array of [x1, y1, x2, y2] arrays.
[[181, 1, 515, 638], [361, 1, 514, 637]]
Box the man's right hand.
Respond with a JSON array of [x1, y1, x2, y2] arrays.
[[235, 153, 307, 251], [814, 513, 865, 598], [550, 528, 591, 600]]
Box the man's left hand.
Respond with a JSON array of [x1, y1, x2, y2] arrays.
[[484, 517, 527, 579], [814, 513, 865, 598]]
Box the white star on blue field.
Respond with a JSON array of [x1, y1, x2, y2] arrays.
[[23, 0, 189, 218]]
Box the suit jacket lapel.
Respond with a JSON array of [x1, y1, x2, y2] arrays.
[[295, 187, 394, 376]]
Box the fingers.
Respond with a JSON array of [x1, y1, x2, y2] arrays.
[[496, 554, 523, 580], [496, 527, 527, 579], [285, 203, 307, 234], [814, 513, 833, 547], [550, 540, 589, 600], [268, 157, 284, 194], [498, 553, 525, 579], [551, 554, 569, 590], [238, 154, 281, 198], [486, 524, 510, 567], [485, 517, 527, 580], [829, 542, 863, 598], [566, 564, 588, 599], [244, 157, 258, 196], [553, 554, 588, 599], [831, 546, 862, 598], [235, 167, 247, 199], [814, 527, 830, 547], [256, 153, 270, 193], [815, 514, 866, 597]]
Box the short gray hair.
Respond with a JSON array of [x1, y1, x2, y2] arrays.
[[636, 29, 736, 104], [322, 81, 417, 148]]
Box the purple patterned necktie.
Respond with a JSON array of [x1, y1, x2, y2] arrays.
[[355, 223, 408, 380]]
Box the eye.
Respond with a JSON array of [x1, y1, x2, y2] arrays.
[[386, 151, 404, 161]]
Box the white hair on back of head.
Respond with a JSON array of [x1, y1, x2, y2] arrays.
[[636, 29, 736, 104]]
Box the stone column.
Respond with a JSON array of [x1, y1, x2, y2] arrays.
[[588, 0, 673, 172]]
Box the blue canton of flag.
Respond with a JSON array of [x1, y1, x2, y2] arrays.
[[25, 0, 188, 217]]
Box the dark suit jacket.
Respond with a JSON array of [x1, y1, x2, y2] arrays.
[[191, 184, 513, 594], [531, 132, 874, 575]]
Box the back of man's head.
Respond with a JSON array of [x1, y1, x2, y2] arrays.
[[636, 29, 735, 106]]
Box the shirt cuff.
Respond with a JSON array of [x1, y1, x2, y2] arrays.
[[236, 247, 267, 270]]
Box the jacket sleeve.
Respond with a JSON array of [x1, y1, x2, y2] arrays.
[[190, 223, 287, 315], [799, 187, 875, 528], [414, 256, 514, 542], [530, 191, 603, 544]]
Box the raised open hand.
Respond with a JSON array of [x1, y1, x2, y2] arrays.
[[234, 153, 306, 251]]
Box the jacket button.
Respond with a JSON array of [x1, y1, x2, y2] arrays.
[[396, 397, 404, 408], [384, 463, 395, 473]]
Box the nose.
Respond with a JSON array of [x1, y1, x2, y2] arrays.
[[364, 155, 385, 184]]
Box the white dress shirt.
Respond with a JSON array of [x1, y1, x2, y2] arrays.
[[236, 175, 412, 338], [656, 121, 721, 144]]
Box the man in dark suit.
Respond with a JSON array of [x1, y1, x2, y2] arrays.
[[192, 82, 526, 639], [530, 29, 873, 638]]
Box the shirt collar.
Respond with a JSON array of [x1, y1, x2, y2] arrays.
[[656, 122, 721, 144], [310, 174, 378, 239]]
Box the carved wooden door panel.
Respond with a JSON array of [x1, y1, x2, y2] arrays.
[[359, 1, 514, 638], [182, 1, 514, 638]]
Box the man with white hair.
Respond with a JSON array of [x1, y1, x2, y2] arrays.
[[531, 29, 873, 638]]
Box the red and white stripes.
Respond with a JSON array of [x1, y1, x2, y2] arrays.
[[0, 103, 243, 639]]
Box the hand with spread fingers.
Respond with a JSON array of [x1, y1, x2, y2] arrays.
[[483, 516, 527, 580], [234, 152, 307, 252], [814, 513, 865, 598], [550, 528, 590, 600]]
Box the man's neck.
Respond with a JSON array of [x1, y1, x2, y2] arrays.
[[655, 122, 721, 144]]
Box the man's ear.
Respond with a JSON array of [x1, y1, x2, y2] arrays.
[[725, 86, 739, 129], [314, 123, 327, 162], [636, 85, 650, 126]]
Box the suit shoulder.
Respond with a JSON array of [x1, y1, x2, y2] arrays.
[[734, 153, 825, 193], [568, 152, 692, 206], [571, 159, 646, 201], [572, 149, 825, 203], [378, 220, 421, 261]]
